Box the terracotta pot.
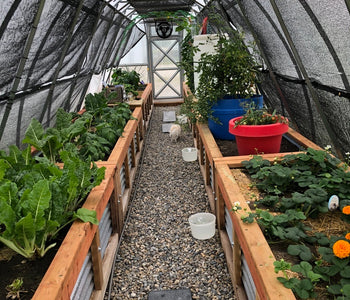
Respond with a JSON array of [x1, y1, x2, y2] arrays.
[[228, 116, 289, 155]]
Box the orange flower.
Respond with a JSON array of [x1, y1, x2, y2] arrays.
[[333, 240, 350, 259], [342, 206, 350, 215], [346, 233, 350, 240]]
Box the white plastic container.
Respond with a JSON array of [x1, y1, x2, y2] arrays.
[[188, 213, 216, 240], [182, 147, 197, 162]]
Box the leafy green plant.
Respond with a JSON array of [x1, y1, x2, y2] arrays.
[[6, 277, 26, 299], [239, 148, 350, 298], [193, 32, 261, 122], [111, 68, 141, 96], [180, 31, 198, 94], [0, 146, 104, 259], [276, 261, 321, 299], [23, 92, 133, 162], [233, 102, 288, 126]]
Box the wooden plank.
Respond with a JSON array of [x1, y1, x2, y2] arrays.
[[286, 127, 323, 150], [90, 233, 119, 300], [198, 132, 204, 166], [83, 165, 115, 220], [196, 123, 223, 164], [215, 164, 295, 300], [135, 124, 141, 153], [215, 180, 225, 230], [124, 155, 131, 189], [32, 222, 97, 300], [113, 167, 124, 236], [214, 152, 303, 168], [109, 192, 119, 234], [91, 230, 103, 290], [130, 134, 136, 168]]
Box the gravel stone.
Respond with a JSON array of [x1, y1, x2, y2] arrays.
[[105, 106, 236, 300]]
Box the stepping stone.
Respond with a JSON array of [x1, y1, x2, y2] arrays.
[[162, 123, 174, 133], [163, 111, 176, 122], [148, 288, 192, 300]]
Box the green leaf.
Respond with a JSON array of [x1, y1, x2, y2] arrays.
[[292, 261, 312, 276], [14, 213, 36, 251], [340, 266, 350, 278], [287, 244, 313, 261], [328, 284, 342, 295], [25, 180, 51, 228], [0, 197, 16, 236], [342, 284, 350, 296], [22, 118, 44, 150], [0, 181, 18, 206], [73, 208, 99, 225], [299, 278, 313, 290], [318, 246, 335, 262], [55, 108, 73, 130], [0, 159, 9, 179]]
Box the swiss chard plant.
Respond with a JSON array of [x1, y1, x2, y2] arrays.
[[23, 92, 134, 162], [0, 145, 105, 259], [238, 148, 350, 299]]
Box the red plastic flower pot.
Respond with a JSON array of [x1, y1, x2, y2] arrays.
[[228, 116, 289, 155]]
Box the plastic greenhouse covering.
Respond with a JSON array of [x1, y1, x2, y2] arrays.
[[0, 0, 350, 158], [0, 0, 144, 148]]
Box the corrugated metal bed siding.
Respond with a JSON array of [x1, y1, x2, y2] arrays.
[[225, 206, 257, 300], [70, 203, 113, 299]]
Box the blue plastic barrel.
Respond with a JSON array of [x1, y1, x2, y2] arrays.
[[208, 95, 263, 140]]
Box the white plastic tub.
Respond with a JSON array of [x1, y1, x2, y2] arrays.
[[182, 147, 197, 162], [188, 212, 216, 240]]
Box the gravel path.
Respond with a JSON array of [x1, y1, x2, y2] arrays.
[[106, 106, 235, 299]]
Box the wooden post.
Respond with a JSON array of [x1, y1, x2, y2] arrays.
[[109, 192, 119, 234], [113, 168, 124, 235], [124, 155, 131, 189], [91, 230, 103, 290], [130, 135, 136, 168], [215, 180, 225, 230], [233, 229, 242, 288]]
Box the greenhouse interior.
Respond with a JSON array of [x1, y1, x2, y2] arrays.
[[1, 0, 350, 299]]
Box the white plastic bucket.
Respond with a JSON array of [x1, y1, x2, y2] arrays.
[[182, 147, 197, 162], [188, 213, 216, 240]]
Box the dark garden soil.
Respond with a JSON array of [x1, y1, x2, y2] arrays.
[[0, 229, 67, 300], [215, 135, 300, 157]]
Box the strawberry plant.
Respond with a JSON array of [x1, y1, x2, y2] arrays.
[[239, 148, 350, 299]]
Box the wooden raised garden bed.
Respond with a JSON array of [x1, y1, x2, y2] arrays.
[[214, 159, 296, 300], [182, 84, 332, 299], [32, 107, 145, 300], [110, 82, 153, 132], [194, 121, 323, 214]]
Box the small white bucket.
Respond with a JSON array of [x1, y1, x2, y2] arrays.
[[188, 213, 216, 240], [182, 147, 198, 162]]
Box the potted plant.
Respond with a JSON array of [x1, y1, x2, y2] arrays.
[[228, 103, 289, 155], [111, 68, 141, 100], [192, 31, 263, 140]]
